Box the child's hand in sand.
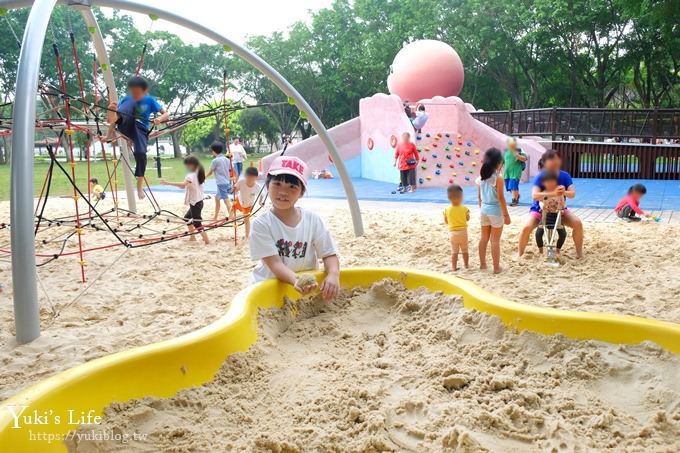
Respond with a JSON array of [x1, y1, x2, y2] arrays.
[[320, 272, 340, 300], [294, 274, 318, 295]]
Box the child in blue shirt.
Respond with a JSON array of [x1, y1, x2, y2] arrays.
[[107, 76, 168, 200]]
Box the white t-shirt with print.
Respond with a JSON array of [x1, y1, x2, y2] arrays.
[[236, 179, 261, 208], [184, 172, 204, 206], [249, 208, 337, 283]]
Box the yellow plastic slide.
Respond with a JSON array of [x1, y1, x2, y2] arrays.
[[1, 267, 679, 451]]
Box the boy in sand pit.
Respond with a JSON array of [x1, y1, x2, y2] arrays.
[[233, 166, 264, 239], [205, 141, 234, 221], [249, 156, 340, 300], [107, 76, 169, 200]]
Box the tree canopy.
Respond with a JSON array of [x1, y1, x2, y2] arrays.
[[0, 0, 677, 151]]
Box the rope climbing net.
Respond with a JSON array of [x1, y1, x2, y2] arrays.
[[0, 6, 293, 283]]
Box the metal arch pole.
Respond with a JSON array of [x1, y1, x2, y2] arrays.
[[9, 0, 58, 344], [76, 5, 137, 213], [93, 0, 364, 237]]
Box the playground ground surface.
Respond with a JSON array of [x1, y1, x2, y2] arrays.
[[152, 176, 680, 221], [1, 193, 680, 405]]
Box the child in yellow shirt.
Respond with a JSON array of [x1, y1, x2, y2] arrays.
[[89, 178, 105, 201], [444, 184, 470, 271]]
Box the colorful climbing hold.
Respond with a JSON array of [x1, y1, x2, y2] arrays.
[[445, 146, 451, 151], [445, 133, 450, 138], [435, 170, 441, 175], [367, 138, 374, 150], [424, 146, 430, 151], [432, 143, 438, 148], [416, 135, 422, 141], [465, 151, 471, 156], [468, 170, 474, 174], [426, 133, 431, 138], [474, 149, 480, 155], [455, 146, 461, 152], [449, 179, 454, 184], [449, 164, 455, 168], [422, 157, 427, 162], [467, 141, 472, 147], [426, 176, 432, 181], [456, 154, 461, 158], [436, 163, 443, 168], [448, 140, 453, 145], [457, 133, 462, 139], [459, 161, 464, 166], [453, 172, 458, 177], [419, 177, 425, 184], [432, 153, 438, 158], [421, 165, 427, 170], [464, 176, 470, 181], [471, 161, 477, 166], [446, 154, 452, 159]]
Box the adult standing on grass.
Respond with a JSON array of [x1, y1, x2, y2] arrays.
[[517, 150, 584, 259], [393, 132, 420, 193], [231, 137, 247, 177], [503, 137, 527, 206]]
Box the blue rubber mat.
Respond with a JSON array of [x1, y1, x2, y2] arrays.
[[151, 177, 680, 210]]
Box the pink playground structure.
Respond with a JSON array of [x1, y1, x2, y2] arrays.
[[262, 40, 545, 187]]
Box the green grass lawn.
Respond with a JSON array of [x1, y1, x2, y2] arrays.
[[0, 153, 270, 201]]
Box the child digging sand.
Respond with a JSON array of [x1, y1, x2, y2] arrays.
[[160, 156, 209, 245], [477, 148, 511, 273], [89, 178, 105, 201], [444, 184, 470, 271], [233, 166, 264, 239], [615, 183, 649, 222], [205, 141, 234, 221], [249, 156, 340, 300]]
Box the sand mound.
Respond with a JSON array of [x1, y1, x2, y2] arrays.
[[67, 280, 680, 452]]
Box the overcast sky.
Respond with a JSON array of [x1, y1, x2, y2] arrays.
[[120, 0, 335, 45]]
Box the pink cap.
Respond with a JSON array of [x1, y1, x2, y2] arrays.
[[267, 156, 309, 189]]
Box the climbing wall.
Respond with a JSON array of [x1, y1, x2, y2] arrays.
[[415, 132, 481, 186]]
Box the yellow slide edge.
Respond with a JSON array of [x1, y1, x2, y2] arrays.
[[1, 267, 679, 451]]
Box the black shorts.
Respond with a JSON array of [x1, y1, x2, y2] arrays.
[[184, 201, 204, 229]]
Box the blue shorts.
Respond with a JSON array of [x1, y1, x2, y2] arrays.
[[215, 183, 231, 200], [504, 178, 520, 192]]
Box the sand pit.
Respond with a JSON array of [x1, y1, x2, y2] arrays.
[[1, 196, 680, 406], [67, 280, 680, 452]]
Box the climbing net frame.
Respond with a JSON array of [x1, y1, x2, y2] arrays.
[[2, 0, 363, 345]]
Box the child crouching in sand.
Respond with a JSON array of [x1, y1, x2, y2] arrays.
[[444, 184, 469, 271], [160, 156, 209, 245], [476, 148, 511, 273], [615, 184, 649, 222], [249, 156, 339, 300]]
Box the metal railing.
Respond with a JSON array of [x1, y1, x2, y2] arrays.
[[554, 141, 680, 180], [472, 108, 680, 141]]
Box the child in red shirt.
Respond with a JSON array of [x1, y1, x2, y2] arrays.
[[615, 183, 647, 222], [393, 132, 420, 193]]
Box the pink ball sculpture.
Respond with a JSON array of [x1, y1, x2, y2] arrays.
[[387, 40, 464, 102]]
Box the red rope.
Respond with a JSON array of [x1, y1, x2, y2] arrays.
[[54, 42, 87, 282]]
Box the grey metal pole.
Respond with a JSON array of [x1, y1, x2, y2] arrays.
[[10, 0, 59, 344], [93, 0, 364, 237], [76, 5, 137, 212]]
